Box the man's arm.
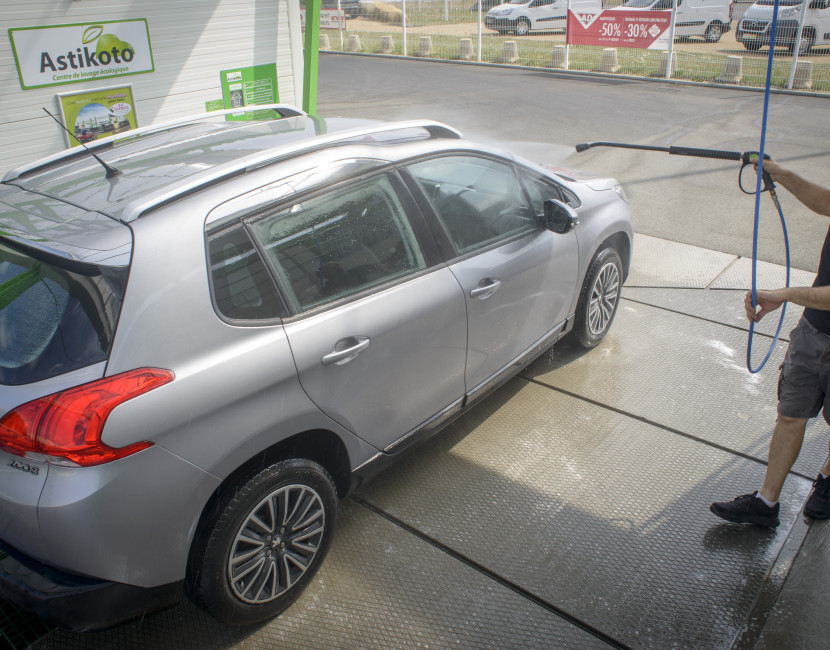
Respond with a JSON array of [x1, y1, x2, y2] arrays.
[[761, 159, 830, 218], [746, 285, 830, 322]]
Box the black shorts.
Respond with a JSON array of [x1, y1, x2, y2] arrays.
[[778, 316, 830, 424]]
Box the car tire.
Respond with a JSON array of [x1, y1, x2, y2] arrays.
[[743, 41, 762, 51], [704, 22, 723, 43], [189, 459, 338, 626], [515, 18, 531, 36], [789, 30, 815, 55], [573, 247, 622, 349]]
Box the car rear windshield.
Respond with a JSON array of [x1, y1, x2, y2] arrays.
[[0, 240, 127, 385]]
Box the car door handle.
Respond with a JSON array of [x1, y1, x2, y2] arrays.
[[322, 336, 371, 366], [470, 279, 502, 300]]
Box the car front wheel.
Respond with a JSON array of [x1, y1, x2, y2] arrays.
[[573, 247, 622, 349], [189, 459, 338, 625], [515, 18, 531, 36]]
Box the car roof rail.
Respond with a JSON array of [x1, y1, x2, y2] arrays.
[[118, 118, 465, 222], [2, 104, 308, 183]]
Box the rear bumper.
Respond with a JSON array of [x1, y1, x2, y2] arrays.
[[0, 540, 183, 632]]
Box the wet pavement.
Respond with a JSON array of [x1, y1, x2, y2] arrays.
[[12, 234, 830, 649]]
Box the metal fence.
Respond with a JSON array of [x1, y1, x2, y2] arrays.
[[317, 0, 830, 92]]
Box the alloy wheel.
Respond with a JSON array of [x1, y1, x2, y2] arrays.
[[228, 484, 326, 604], [587, 261, 620, 336]]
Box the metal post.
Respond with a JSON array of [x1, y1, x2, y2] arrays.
[[665, 0, 678, 79], [788, 0, 809, 88], [478, 1, 483, 61], [565, 0, 572, 70], [403, 0, 408, 56], [337, 0, 344, 49]]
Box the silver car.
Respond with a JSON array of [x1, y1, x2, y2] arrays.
[[0, 105, 632, 631]]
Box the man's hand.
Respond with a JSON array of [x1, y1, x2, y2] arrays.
[[745, 289, 786, 322]]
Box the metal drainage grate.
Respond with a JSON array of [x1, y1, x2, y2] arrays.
[[0, 553, 53, 650]]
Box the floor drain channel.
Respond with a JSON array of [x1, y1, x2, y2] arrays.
[[0, 550, 54, 650]]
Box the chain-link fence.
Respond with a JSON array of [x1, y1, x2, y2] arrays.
[[317, 0, 830, 92]]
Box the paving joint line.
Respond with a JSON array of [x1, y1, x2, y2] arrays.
[[620, 295, 785, 342], [519, 376, 814, 483], [352, 494, 632, 650]]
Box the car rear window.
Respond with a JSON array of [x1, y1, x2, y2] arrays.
[[0, 240, 127, 385]]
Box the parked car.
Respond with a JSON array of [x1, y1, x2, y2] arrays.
[[737, 0, 830, 54], [486, 0, 602, 35], [622, 0, 733, 42], [0, 105, 632, 631]]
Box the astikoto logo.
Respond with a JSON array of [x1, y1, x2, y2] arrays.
[[39, 25, 136, 73]]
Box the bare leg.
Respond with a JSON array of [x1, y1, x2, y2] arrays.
[[759, 415, 809, 503]]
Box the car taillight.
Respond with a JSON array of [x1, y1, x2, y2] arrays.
[[0, 368, 174, 467]]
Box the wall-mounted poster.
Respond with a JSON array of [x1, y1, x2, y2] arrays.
[[220, 64, 279, 121], [57, 85, 137, 147], [9, 20, 154, 90]]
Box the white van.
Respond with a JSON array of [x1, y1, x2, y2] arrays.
[[737, 0, 830, 54], [485, 0, 601, 36], [622, 0, 733, 42]]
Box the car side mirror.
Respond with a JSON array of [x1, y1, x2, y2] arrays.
[[543, 199, 579, 234]]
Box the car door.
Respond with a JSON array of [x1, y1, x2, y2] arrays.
[[532, 0, 564, 30], [405, 155, 578, 397], [247, 172, 468, 452], [814, 1, 830, 47]]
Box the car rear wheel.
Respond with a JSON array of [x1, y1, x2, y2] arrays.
[[189, 459, 338, 625], [704, 22, 723, 43], [515, 18, 531, 36], [573, 247, 622, 349]]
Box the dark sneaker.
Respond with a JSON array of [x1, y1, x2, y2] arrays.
[[710, 492, 780, 527], [804, 474, 830, 520]]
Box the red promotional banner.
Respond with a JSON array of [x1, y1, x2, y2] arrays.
[[567, 9, 671, 49]]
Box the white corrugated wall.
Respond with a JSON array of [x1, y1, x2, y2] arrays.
[[1, 0, 300, 175]]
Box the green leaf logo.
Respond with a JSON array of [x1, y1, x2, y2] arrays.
[[82, 25, 104, 44]]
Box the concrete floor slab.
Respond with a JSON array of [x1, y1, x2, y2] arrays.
[[626, 235, 736, 288], [34, 500, 607, 649], [622, 287, 804, 342], [708, 256, 816, 291], [357, 380, 811, 649], [523, 300, 829, 479], [755, 520, 830, 650]]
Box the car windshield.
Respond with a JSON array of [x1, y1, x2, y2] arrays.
[[0, 240, 127, 385], [623, 0, 656, 6], [509, 0, 528, 5]]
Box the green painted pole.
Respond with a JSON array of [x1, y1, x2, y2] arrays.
[[302, 0, 321, 115]]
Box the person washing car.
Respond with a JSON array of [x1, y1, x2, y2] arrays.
[[710, 158, 830, 527]]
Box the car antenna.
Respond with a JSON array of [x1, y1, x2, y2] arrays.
[[42, 107, 120, 178]]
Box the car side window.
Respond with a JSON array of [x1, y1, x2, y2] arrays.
[[248, 174, 427, 313], [521, 172, 581, 214], [408, 156, 536, 256], [207, 226, 285, 321]]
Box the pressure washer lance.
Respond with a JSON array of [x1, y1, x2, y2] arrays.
[[575, 140, 791, 373], [575, 141, 776, 195]]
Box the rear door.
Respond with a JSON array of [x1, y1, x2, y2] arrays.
[[404, 155, 578, 396], [247, 172, 467, 452]]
